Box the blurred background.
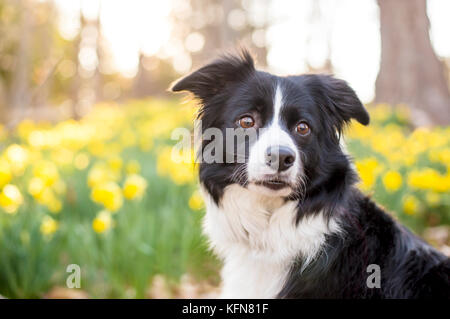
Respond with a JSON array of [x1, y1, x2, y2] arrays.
[[0, 0, 449, 298]]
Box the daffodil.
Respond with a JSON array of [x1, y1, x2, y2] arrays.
[[188, 191, 204, 211], [5, 144, 29, 175], [382, 171, 402, 192], [403, 195, 419, 216], [87, 163, 119, 187], [51, 148, 74, 166], [108, 156, 123, 173], [123, 174, 147, 200], [355, 158, 381, 191], [47, 198, 63, 213], [92, 210, 113, 233], [157, 147, 197, 185], [33, 161, 59, 186], [120, 129, 137, 147], [370, 103, 391, 122], [52, 179, 67, 195], [395, 104, 410, 122], [40, 216, 59, 236], [91, 181, 123, 212], [17, 119, 36, 140], [139, 136, 153, 152], [28, 176, 45, 197], [74, 152, 90, 170], [125, 160, 141, 175], [0, 184, 23, 214], [425, 192, 440, 206], [0, 158, 12, 188], [408, 168, 450, 193], [429, 148, 450, 164], [33, 187, 62, 213]]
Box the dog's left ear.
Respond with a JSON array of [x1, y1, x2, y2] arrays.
[[312, 75, 370, 126], [170, 49, 255, 103]]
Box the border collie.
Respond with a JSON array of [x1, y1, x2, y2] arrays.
[[171, 50, 450, 299]]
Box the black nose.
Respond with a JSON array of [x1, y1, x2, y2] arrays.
[[265, 146, 296, 172]]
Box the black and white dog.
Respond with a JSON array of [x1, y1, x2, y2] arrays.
[[171, 50, 450, 298]]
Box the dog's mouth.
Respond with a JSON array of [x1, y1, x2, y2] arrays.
[[254, 178, 291, 191]]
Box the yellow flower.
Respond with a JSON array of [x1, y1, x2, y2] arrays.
[[52, 179, 67, 196], [47, 198, 62, 213], [125, 160, 141, 175], [0, 158, 12, 188], [382, 170, 402, 192], [355, 158, 380, 191], [403, 195, 419, 215], [5, 144, 29, 175], [17, 119, 36, 140], [123, 174, 147, 200], [370, 103, 391, 122], [428, 148, 450, 165], [346, 122, 374, 141], [139, 136, 153, 152], [91, 181, 123, 211], [157, 147, 196, 185], [87, 162, 119, 187], [88, 141, 107, 157], [188, 191, 204, 210], [40, 216, 59, 236], [33, 161, 59, 186], [171, 165, 196, 185], [74, 152, 90, 170], [425, 192, 440, 206], [108, 156, 123, 173], [28, 176, 45, 197], [395, 104, 410, 122], [92, 210, 113, 233], [31, 186, 62, 213], [120, 129, 137, 147], [407, 168, 450, 193], [0, 184, 23, 214], [51, 148, 73, 166]]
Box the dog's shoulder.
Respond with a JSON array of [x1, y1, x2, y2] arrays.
[[414, 258, 450, 298], [279, 189, 450, 298]]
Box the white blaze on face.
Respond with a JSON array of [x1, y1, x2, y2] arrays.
[[247, 84, 301, 193]]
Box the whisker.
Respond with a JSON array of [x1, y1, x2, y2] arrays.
[[231, 164, 248, 185]]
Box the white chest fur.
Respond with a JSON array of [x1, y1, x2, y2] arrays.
[[201, 184, 340, 299]]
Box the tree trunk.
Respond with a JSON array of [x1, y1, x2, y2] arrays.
[[375, 0, 450, 126], [9, 0, 31, 112], [34, 3, 54, 109]]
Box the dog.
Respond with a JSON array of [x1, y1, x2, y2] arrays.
[[171, 50, 450, 298]]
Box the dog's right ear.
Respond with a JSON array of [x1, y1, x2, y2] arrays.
[[170, 49, 255, 102]]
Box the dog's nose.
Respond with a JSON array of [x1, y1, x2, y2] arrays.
[[265, 146, 296, 172]]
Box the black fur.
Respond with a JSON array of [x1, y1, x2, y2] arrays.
[[171, 49, 450, 299], [279, 190, 449, 298]]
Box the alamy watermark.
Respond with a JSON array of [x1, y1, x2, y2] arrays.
[[171, 120, 280, 166], [366, 264, 381, 289], [66, 264, 81, 288]]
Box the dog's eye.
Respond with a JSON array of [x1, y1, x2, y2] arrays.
[[238, 116, 255, 128], [296, 122, 310, 135]]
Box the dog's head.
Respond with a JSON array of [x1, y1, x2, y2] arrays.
[[171, 50, 369, 212]]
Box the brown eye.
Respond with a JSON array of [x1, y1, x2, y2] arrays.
[[296, 122, 310, 135], [238, 116, 255, 128]]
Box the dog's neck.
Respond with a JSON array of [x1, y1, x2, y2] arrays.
[[201, 183, 341, 298]]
